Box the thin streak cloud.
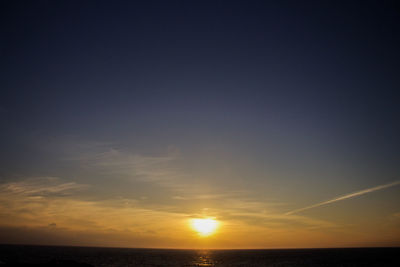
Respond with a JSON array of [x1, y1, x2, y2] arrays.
[[286, 181, 400, 215]]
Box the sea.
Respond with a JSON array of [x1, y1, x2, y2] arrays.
[[0, 245, 399, 266]]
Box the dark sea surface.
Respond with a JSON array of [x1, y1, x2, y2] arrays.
[[0, 245, 399, 267]]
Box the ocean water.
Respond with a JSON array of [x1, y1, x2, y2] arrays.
[[0, 245, 399, 266]]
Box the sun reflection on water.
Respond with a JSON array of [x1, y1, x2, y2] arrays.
[[192, 250, 215, 266]]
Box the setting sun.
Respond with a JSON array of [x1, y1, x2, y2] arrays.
[[190, 218, 219, 236]]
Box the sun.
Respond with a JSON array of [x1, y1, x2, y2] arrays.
[[190, 218, 219, 236]]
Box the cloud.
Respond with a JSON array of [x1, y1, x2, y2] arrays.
[[0, 177, 192, 246], [0, 177, 89, 197], [286, 180, 400, 215], [58, 140, 188, 190], [0, 176, 358, 248], [172, 191, 250, 201], [89, 149, 189, 190]]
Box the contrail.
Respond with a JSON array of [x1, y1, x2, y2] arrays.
[[285, 180, 400, 215]]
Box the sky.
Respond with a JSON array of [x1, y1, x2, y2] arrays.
[[0, 0, 399, 249]]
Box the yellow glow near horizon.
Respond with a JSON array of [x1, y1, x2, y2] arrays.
[[190, 218, 219, 236]]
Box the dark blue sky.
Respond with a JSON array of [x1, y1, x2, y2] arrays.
[[0, 0, 400, 247], [2, 0, 399, 172]]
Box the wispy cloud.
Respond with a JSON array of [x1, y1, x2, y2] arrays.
[[0, 177, 191, 243], [58, 139, 187, 190], [88, 149, 189, 190], [286, 180, 400, 215], [0, 177, 89, 197], [0, 176, 346, 247]]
